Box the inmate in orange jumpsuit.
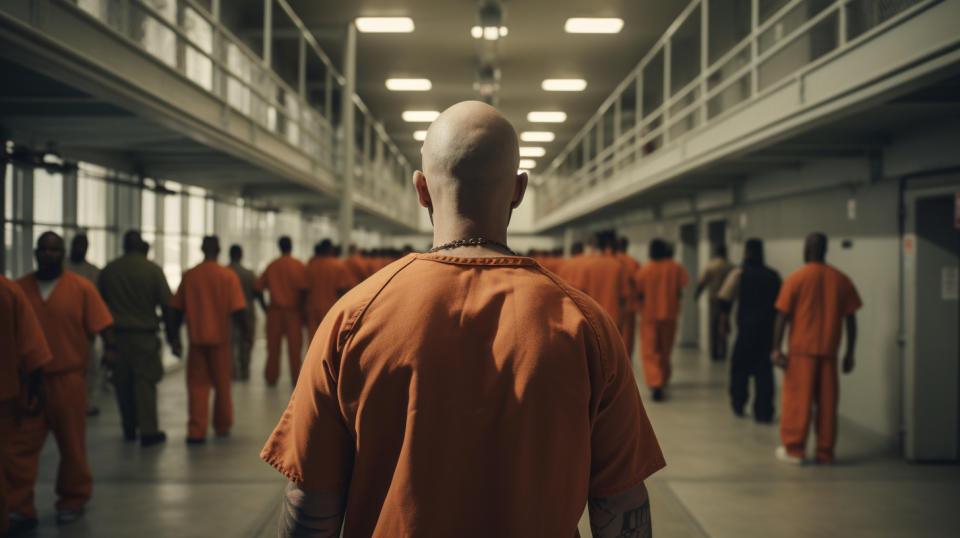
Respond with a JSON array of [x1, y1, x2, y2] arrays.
[[0, 275, 52, 532], [615, 252, 641, 359], [255, 255, 307, 386], [635, 260, 689, 389], [305, 256, 354, 336], [171, 261, 247, 440], [556, 253, 632, 331], [343, 253, 369, 286], [10, 271, 113, 518], [775, 262, 861, 462], [261, 253, 664, 537]]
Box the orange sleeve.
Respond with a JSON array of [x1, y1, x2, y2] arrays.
[[588, 308, 665, 497], [774, 273, 797, 315], [82, 280, 114, 337], [260, 308, 355, 492], [227, 271, 247, 313], [16, 288, 52, 373], [169, 281, 186, 311], [841, 276, 862, 317]]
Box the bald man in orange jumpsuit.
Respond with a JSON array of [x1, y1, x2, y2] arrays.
[[0, 275, 52, 535], [305, 240, 353, 336], [9, 232, 115, 527], [260, 101, 663, 537], [614, 237, 641, 360], [170, 236, 249, 443], [557, 231, 632, 330], [771, 233, 861, 464], [635, 238, 689, 401], [255, 236, 307, 387]]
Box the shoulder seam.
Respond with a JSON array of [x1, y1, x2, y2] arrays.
[[533, 265, 610, 382], [338, 256, 419, 348]]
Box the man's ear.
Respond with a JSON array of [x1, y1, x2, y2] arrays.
[[511, 171, 528, 209], [413, 170, 432, 210]]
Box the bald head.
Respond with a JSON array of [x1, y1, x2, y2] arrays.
[[804, 232, 827, 262]]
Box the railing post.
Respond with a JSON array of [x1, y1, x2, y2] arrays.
[[701, 0, 709, 124], [663, 38, 672, 145], [262, 0, 272, 68], [339, 22, 356, 253], [211, 0, 223, 99], [298, 32, 307, 98], [838, 0, 848, 46], [751, 0, 759, 95]]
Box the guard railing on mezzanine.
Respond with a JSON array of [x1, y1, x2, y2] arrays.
[[534, 0, 940, 221]]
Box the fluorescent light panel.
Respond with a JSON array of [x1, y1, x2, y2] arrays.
[[471, 26, 508, 39], [541, 79, 587, 91], [520, 131, 555, 142], [527, 111, 567, 123], [519, 159, 537, 169], [519, 147, 546, 157], [402, 110, 440, 122], [355, 17, 415, 33], [413, 130, 427, 141], [564, 18, 624, 34], [385, 78, 431, 91]]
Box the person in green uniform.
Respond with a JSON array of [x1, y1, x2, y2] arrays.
[[97, 230, 180, 446]]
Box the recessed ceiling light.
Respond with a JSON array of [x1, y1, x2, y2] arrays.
[[527, 111, 567, 123], [499, 26, 508, 37], [542, 79, 587, 91], [519, 147, 546, 157], [472, 25, 508, 40], [355, 17, 415, 33], [564, 18, 624, 34], [413, 130, 427, 141], [402, 110, 440, 122], [483, 26, 499, 40], [471, 26, 483, 39], [385, 78, 432, 91], [519, 159, 537, 169], [521, 131, 555, 142]]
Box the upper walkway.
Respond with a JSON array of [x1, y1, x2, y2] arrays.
[[0, 0, 419, 232], [27, 345, 960, 537], [533, 0, 960, 232]]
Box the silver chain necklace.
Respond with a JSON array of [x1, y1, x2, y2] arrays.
[[427, 237, 518, 256]]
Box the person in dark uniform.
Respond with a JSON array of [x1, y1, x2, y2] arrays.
[[717, 238, 781, 423]]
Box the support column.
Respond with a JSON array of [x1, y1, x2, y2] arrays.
[[262, 0, 273, 68], [339, 22, 356, 253], [563, 226, 574, 258], [298, 33, 307, 98], [62, 166, 78, 243], [13, 166, 34, 277]]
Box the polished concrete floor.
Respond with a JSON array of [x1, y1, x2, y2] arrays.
[[25, 342, 960, 537]]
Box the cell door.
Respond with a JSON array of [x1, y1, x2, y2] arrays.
[[903, 181, 960, 461]]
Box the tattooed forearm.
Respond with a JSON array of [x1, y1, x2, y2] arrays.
[[588, 483, 652, 538], [278, 482, 345, 538]]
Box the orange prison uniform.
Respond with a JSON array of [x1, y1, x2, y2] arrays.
[[171, 261, 247, 439], [635, 260, 689, 389], [255, 255, 308, 386], [343, 254, 369, 285], [0, 275, 53, 532], [615, 253, 642, 359], [556, 254, 632, 329], [305, 257, 353, 336], [11, 271, 113, 518], [261, 254, 665, 537], [775, 262, 861, 462]]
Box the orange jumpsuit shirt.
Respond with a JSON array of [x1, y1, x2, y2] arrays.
[[556, 254, 632, 322], [17, 271, 113, 373], [170, 261, 247, 345], [343, 255, 368, 285], [0, 275, 52, 400], [261, 254, 665, 538], [255, 255, 307, 309], [635, 260, 689, 322], [775, 262, 862, 356], [305, 257, 354, 334]]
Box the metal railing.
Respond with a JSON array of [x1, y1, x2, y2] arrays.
[[60, 0, 418, 226], [535, 0, 938, 220]]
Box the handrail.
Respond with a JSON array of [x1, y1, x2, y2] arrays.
[[537, 0, 941, 220]]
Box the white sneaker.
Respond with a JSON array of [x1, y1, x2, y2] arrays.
[[775, 446, 804, 465]]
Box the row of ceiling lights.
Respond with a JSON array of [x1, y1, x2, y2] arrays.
[[355, 16, 623, 171]]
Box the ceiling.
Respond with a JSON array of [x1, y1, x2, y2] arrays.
[[244, 0, 688, 171]]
